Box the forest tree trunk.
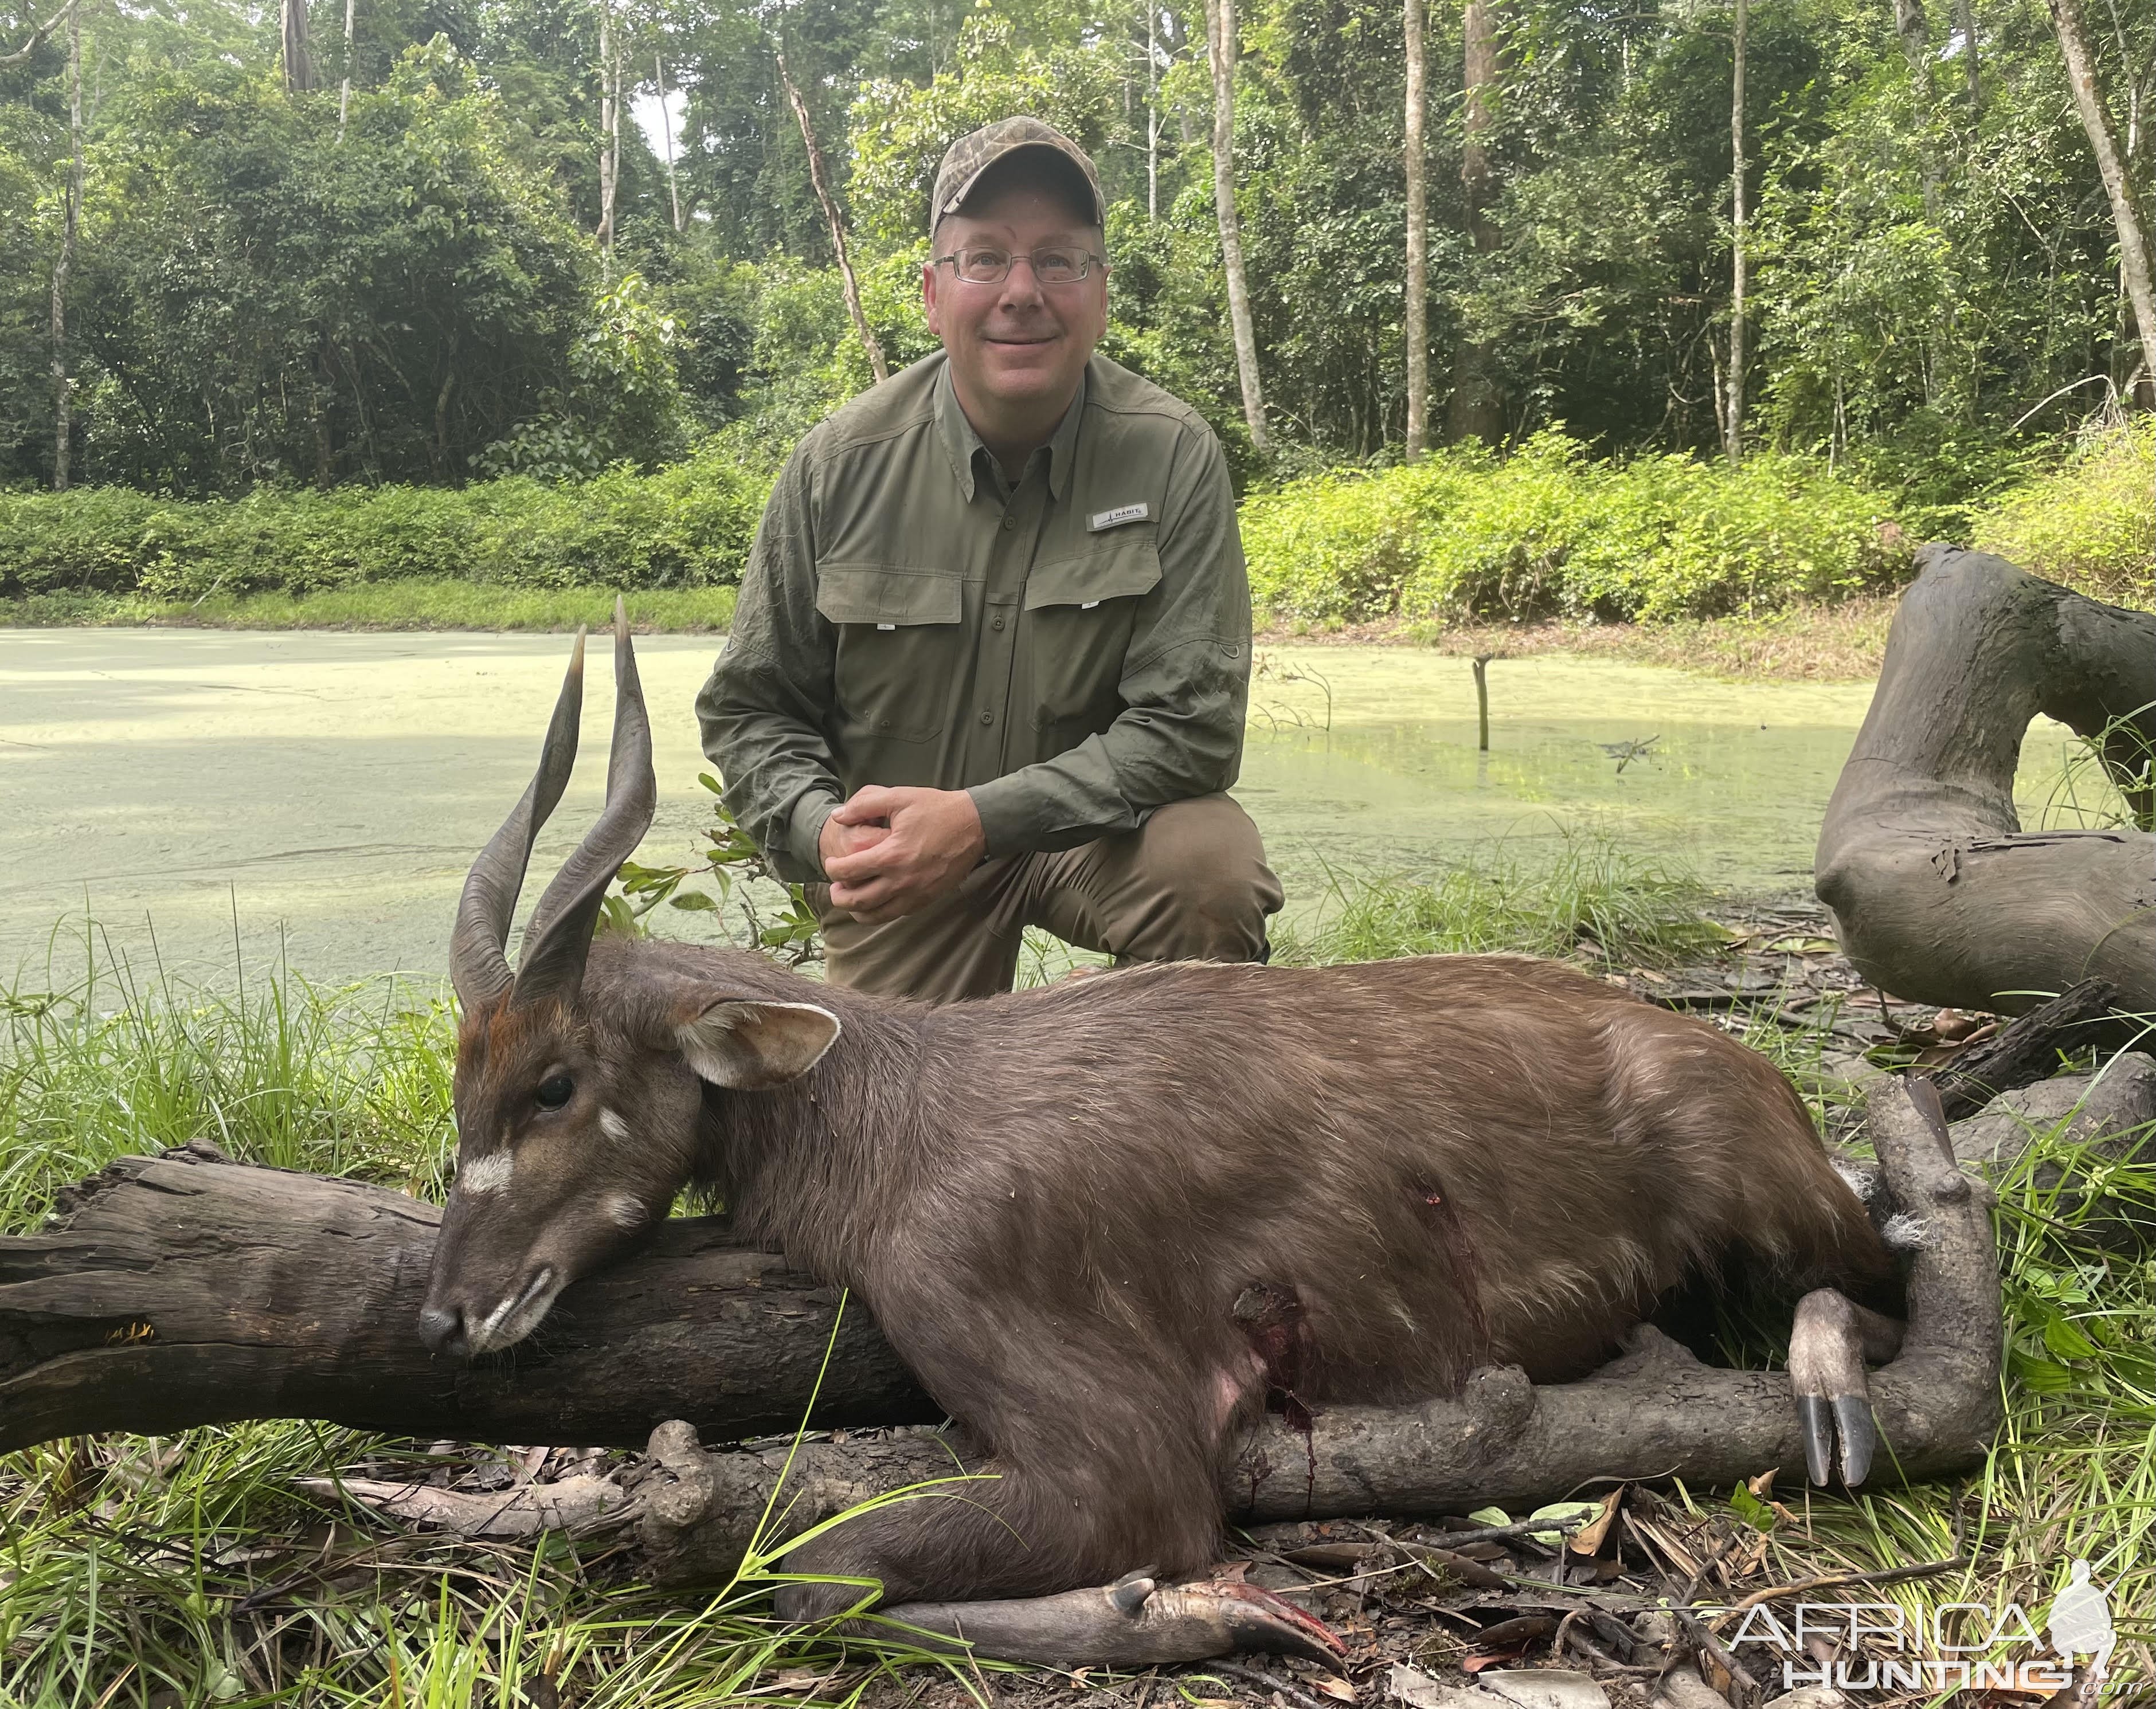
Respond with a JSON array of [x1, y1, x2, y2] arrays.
[[1403, 0, 1429, 457], [1953, 0, 1979, 112], [1723, 0, 1747, 465], [658, 55, 684, 232], [1146, 1, 1159, 220], [777, 45, 888, 384], [1448, 0, 1502, 444], [281, 0, 311, 91], [48, 0, 79, 492], [338, 0, 355, 133], [1815, 546, 2156, 1015], [1206, 0, 1268, 454], [2046, 0, 2156, 405], [597, 0, 620, 266]]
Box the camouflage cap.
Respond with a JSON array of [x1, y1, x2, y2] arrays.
[[929, 117, 1105, 237]]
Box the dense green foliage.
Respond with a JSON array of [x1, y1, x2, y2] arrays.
[[1, 0, 2150, 499], [5, 419, 2146, 622], [0, 437, 766, 597], [1241, 430, 1912, 622], [1976, 418, 2156, 609]]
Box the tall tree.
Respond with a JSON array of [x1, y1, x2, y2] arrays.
[[656, 53, 684, 230], [338, 0, 355, 132], [280, 0, 312, 90], [49, 0, 79, 489], [777, 41, 888, 382], [2046, 0, 2156, 405], [1402, 0, 1428, 457], [1723, 0, 1747, 465], [1145, 0, 1159, 219], [597, 0, 622, 266], [1952, 0, 1978, 113], [1447, 0, 1501, 443], [1205, 0, 1267, 454]]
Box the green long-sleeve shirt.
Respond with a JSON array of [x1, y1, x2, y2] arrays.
[[696, 351, 1253, 883]]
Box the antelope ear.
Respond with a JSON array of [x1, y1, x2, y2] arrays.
[[675, 1000, 841, 1090]]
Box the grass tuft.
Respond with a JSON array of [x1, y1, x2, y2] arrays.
[[1269, 837, 1723, 969], [1, 919, 456, 1231]]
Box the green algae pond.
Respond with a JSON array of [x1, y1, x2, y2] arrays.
[[0, 628, 2110, 989]]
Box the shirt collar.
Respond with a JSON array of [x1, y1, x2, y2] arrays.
[[933, 358, 1090, 505]]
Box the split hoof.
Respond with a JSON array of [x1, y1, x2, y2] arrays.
[[870, 1574, 1346, 1667], [1790, 1287, 1901, 1488]]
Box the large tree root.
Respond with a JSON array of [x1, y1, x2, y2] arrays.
[[0, 1088, 1995, 1634], [1815, 544, 2156, 1015]]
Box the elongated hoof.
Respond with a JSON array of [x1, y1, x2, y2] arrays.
[[1790, 1287, 1903, 1488], [870, 1574, 1347, 1667]]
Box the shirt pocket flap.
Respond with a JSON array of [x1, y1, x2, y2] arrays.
[[1023, 543, 1163, 612], [815, 565, 964, 626]]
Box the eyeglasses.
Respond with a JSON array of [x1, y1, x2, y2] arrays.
[[933, 245, 1108, 285]]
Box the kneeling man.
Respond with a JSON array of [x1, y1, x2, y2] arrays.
[[697, 117, 1281, 1002]]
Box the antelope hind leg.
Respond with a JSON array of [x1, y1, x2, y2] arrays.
[[871, 1570, 1347, 1668], [1790, 1287, 1905, 1487]]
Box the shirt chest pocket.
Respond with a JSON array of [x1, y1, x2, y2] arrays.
[[1020, 540, 1163, 739], [816, 565, 965, 743]]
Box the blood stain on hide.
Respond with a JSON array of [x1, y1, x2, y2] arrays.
[[1410, 1174, 1492, 1375], [1233, 1281, 1319, 1511]]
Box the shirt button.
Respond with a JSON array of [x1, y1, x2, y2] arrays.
[[991, 616, 1006, 631], [979, 711, 995, 726], [877, 718, 892, 729], [1001, 515, 1017, 531]]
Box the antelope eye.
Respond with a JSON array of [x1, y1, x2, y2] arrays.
[[535, 1075, 574, 1111]]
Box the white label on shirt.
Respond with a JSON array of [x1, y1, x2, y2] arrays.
[[1081, 600, 1100, 610], [876, 622, 895, 630], [1088, 503, 1150, 531]]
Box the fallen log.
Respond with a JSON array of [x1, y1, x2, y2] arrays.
[[0, 1087, 1997, 1593], [0, 1139, 938, 1454], [1815, 544, 2156, 1016], [1926, 977, 2122, 1121]]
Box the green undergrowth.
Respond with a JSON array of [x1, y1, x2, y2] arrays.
[[0, 438, 769, 605], [1976, 418, 2156, 610], [1239, 432, 1914, 626], [8, 425, 2146, 640], [1, 580, 738, 634], [2, 899, 2152, 1698]]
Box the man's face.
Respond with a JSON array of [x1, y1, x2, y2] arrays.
[[924, 179, 1108, 422]]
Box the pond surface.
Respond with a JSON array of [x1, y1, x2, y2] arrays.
[[0, 629, 2101, 990]]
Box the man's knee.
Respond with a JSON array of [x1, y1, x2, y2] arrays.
[[1114, 795, 1282, 962]]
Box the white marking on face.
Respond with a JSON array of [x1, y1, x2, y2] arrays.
[[458, 1151, 514, 1195], [604, 1191, 646, 1230], [599, 1108, 631, 1143], [467, 1265, 562, 1353]]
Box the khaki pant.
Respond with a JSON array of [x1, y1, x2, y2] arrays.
[[812, 793, 1284, 1004]]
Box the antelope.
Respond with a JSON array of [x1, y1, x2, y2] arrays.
[[421, 606, 1900, 1663]]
